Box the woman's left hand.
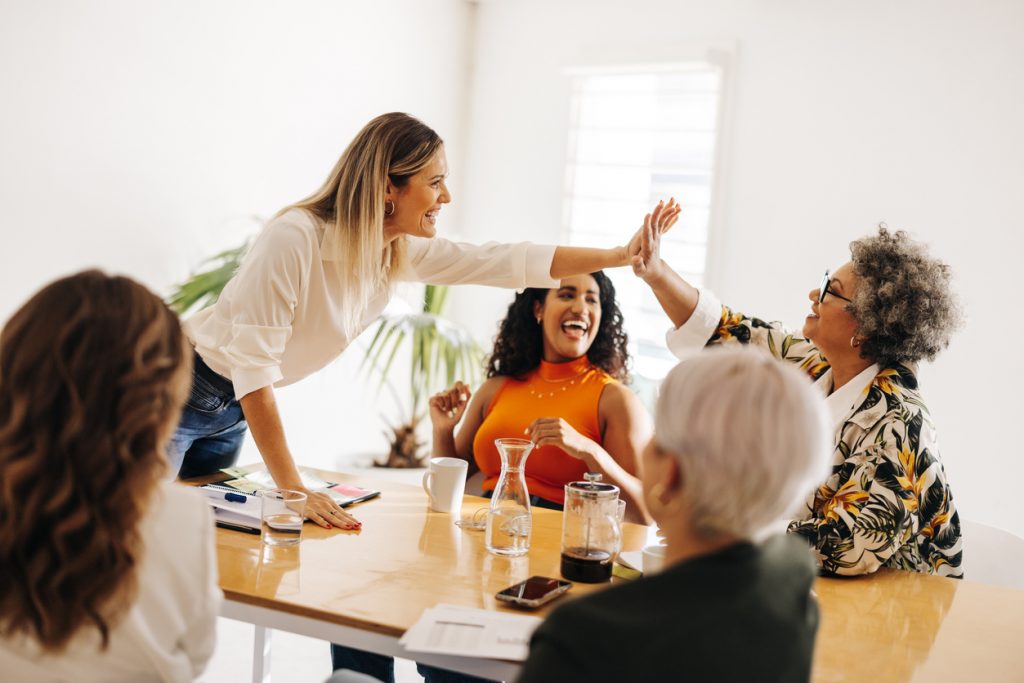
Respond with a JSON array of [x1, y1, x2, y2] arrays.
[[525, 417, 594, 463]]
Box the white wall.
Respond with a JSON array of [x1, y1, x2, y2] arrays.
[[0, 0, 474, 469], [455, 0, 1024, 538]]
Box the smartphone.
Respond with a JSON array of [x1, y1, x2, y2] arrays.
[[495, 576, 572, 609]]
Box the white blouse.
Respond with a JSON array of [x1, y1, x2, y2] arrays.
[[186, 209, 559, 399], [0, 482, 221, 682]]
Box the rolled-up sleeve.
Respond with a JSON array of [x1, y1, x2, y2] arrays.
[[665, 288, 723, 360], [219, 222, 310, 398], [403, 237, 559, 289]]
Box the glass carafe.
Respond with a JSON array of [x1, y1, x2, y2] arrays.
[[560, 472, 622, 582], [485, 438, 534, 557]]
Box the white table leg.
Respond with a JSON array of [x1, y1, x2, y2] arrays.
[[252, 625, 272, 683]]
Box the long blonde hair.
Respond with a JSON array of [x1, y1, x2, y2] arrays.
[[283, 112, 443, 336], [0, 270, 191, 651]]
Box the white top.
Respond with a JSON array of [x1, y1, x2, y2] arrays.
[[186, 209, 560, 399], [814, 363, 881, 433], [0, 482, 222, 682]]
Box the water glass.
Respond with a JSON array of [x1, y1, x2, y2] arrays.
[[259, 489, 307, 546]]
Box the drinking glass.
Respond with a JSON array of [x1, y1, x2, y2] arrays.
[[259, 489, 307, 547]]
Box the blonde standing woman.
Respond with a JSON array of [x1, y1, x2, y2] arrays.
[[0, 271, 221, 682], [173, 112, 680, 529]]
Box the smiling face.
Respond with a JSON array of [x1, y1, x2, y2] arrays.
[[383, 145, 451, 242], [533, 274, 602, 363], [803, 261, 862, 360]]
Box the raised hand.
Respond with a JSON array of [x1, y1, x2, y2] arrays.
[[429, 381, 472, 432], [631, 198, 680, 282]]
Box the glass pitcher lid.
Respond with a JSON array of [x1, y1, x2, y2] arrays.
[[566, 472, 619, 499]]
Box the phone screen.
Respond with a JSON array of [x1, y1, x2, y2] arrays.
[[497, 576, 571, 600]]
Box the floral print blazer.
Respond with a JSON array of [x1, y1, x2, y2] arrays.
[[669, 296, 963, 578]]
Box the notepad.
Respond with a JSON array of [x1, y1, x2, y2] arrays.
[[400, 604, 542, 661], [200, 488, 262, 533]]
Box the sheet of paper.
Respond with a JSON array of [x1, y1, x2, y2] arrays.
[[617, 550, 643, 572], [400, 604, 542, 661], [220, 466, 335, 491]]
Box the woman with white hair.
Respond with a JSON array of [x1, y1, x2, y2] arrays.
[[632, 204, 963, 577], [172, 112, 680, 532], [518, 349, 831, 683]]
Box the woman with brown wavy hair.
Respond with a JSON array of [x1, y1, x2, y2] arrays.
[[429, 271, 652, 522], [0, 270, 221, 682]]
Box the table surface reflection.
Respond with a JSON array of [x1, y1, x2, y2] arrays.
[[204, 468, 1024, 682]]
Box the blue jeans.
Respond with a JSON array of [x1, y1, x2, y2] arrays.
[[167, 353, 247, 479]]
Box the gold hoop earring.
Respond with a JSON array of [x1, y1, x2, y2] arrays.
[[384, 200, 395, 216]]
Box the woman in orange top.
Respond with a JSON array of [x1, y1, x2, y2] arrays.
[[430, 271, 651, 522]]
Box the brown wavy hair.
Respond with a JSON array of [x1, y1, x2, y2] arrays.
[[0, 270, 191, 652], [486, 271, 631, 382]]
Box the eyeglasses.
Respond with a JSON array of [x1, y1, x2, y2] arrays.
[[818, 270, 852, 304]]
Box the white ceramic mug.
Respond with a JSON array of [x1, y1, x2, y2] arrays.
[[642, 544, 667, 575], [422, 457, 468, 513]]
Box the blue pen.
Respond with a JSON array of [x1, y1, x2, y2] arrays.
[[201, 484, 256, 503]]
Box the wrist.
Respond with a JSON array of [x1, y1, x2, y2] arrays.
[[576, 445, 600, 469], [640, 259, 667, 285], [615, 245, 630, 267]]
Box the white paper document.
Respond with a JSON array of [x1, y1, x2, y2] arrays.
[[400, 604, 542, 661], [617, 550, 643, 572]]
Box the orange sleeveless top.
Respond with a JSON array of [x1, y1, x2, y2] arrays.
[[473, 357, 615, 505]]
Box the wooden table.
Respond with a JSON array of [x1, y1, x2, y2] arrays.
[[207, 469, 1024, 683], [812, 567, 1024, 682], [209, 469, 656, 682]]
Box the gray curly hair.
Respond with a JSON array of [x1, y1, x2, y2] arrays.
[[848, 227, 962, 367]]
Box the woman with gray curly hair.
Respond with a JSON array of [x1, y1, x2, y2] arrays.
[[631, 203, 962, 577]]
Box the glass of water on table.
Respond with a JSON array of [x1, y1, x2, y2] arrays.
[[259, 489, 307, 546]]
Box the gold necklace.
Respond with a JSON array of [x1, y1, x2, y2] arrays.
[[527, 365, 594, 399]]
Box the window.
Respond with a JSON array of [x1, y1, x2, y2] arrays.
[[563, 63, 724, 383]]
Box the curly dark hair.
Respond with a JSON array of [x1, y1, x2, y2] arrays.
[[849, 227, 963, 367], [486, 271, 631, 382], [0, 270, 191, 652]]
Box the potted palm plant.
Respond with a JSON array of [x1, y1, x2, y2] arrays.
[[168, 239, 485, 467], [362, 284, 485, 468]]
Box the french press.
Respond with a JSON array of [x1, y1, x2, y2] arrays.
[[560, 472, 622, 583]]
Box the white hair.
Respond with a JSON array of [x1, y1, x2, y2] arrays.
[[655, 348, 831, 541]]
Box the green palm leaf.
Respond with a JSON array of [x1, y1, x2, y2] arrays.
[[167, 241, 251, 315], [362, 284, 485, 430]]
